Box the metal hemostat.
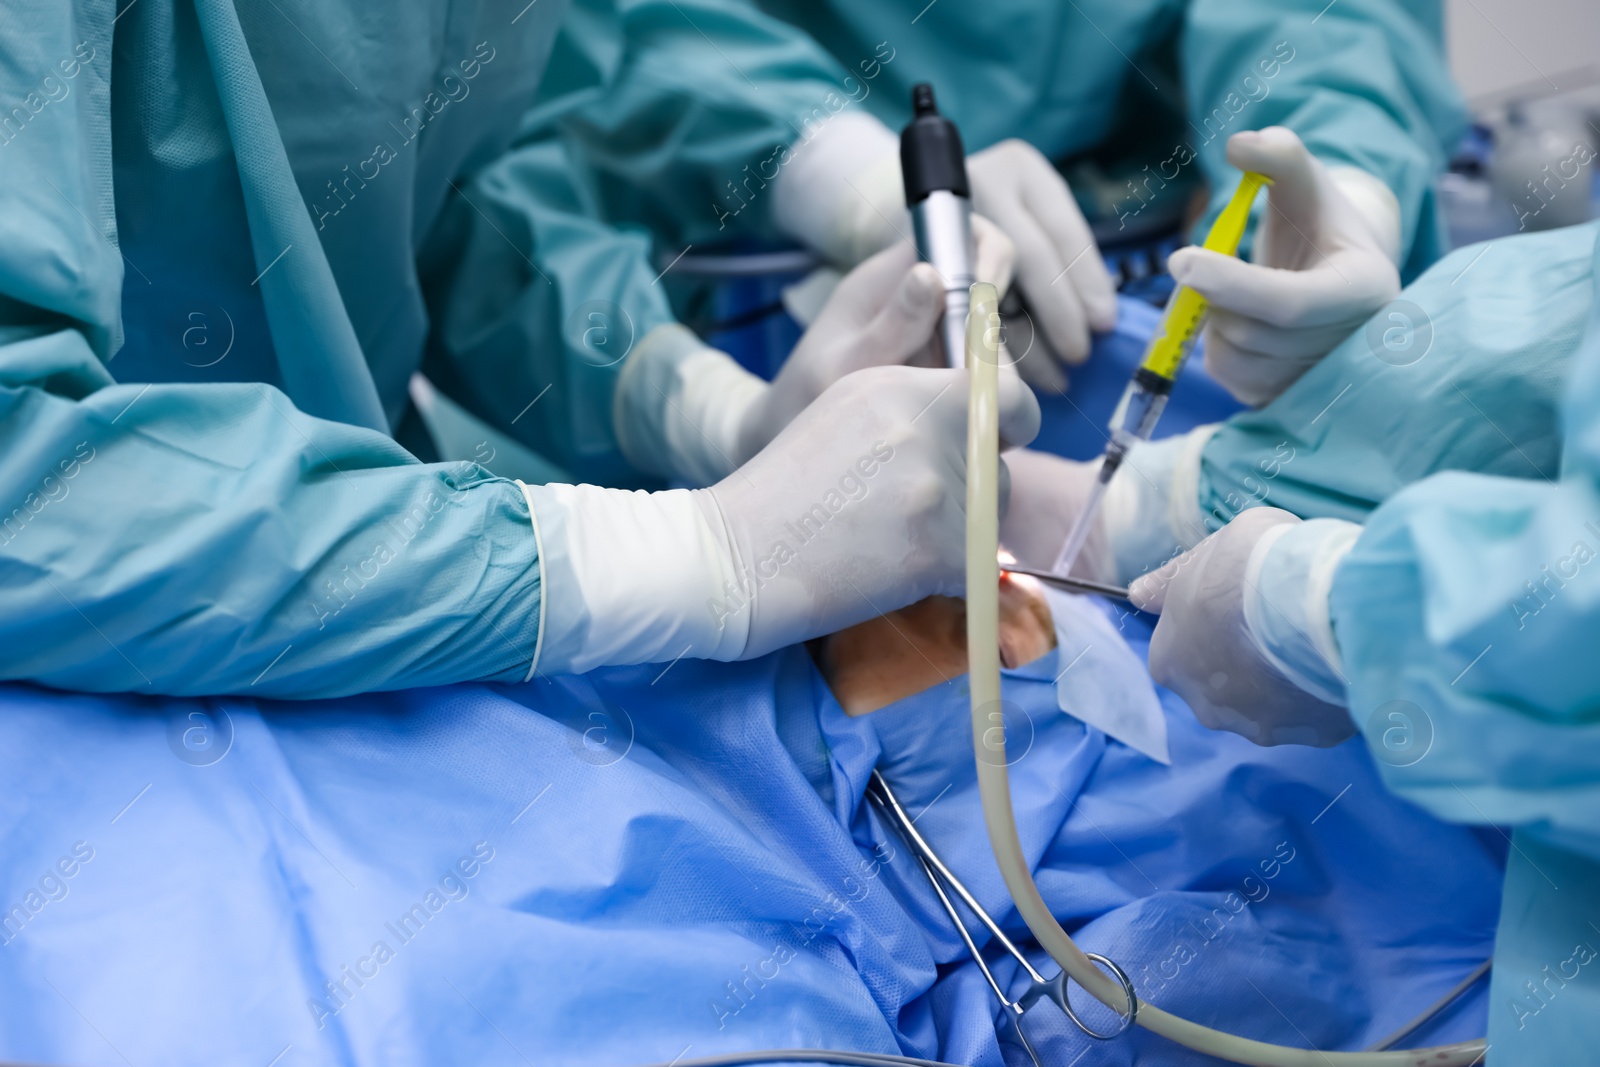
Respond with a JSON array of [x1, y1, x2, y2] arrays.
[[865, 770, 1137, 1066], [999, 564, 1131, 602]]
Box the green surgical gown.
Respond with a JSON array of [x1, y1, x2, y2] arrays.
[[0, 0, 845, 696], [1199, 221, 1600, 1061], [552, 0, 1467, 279]]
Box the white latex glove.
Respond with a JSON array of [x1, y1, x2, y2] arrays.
[[738, 242, 949, 458], [525, 365, 1041, 674], [999, 426, 1221, 586], [968, 139, 1118, 388], [1167, 127, 1402, 408], [999, 448, 1117, 583], [613, 241, 972, 486], [769, 110, 1015, 292], [1129, 507, 1360, 747]]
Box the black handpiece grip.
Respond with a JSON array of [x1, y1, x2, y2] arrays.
[[900, 83, 969, 205]]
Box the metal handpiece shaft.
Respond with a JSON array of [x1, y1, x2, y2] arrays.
[[900, 83, 974, 369], [912, 191, 976, 368]]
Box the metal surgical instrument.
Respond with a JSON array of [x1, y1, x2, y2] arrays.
[[865, 770, 1138, 1065], [999, 564, 1132, 603], [901, 83, 976, 370]]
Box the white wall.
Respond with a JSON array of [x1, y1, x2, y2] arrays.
[[1446, 0, 1600, 105]]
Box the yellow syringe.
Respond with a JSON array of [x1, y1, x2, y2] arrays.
[[1051, 170, 1270, 579]]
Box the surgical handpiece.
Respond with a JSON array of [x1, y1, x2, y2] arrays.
[[901, 83, 975, 369], [1050, 170, 1269, 578]]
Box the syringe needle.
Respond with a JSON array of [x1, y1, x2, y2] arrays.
[[1051, 470, 1108, 578], [1048, 170, 1269, 582], [1050, 447, 1121, 577]]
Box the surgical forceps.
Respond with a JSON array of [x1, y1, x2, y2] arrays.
[[865, 771, 1138, 1066], [999, 565, 1132, 603]]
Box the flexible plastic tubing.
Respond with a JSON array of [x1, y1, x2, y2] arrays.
[[961, 283, 1488, 1067]]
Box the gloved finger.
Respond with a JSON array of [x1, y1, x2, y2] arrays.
[[1128, 554, 1183, 613], [1019, 167, 1117, 331], [971, 214, 1016, 297], [905, 332, 944, 369], [1202, 334, 1304, 408], [997, 454, 1014, 521], [1013, 334, 1069, 393], [995, 355, 1027, 400], [1014, 226, 1093, 365], [1168, 245, 1381, 330], [859, 262, 946, 367], [998, 449, 1050, 557], [896, 361, 1035, 447], [822, 240, 922, 325], [995, 303, 1067, 393], [980, 191, 1094, 365], [995, 365, 1043, 450], [1206, 306, 1360, 362], [1223, 127, 1321, 226]]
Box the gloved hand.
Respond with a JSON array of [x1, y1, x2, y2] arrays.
[[999, 448, 1117, 582], [968, 139, 1118, 388], [526, 364, 1042, 674], [613, 240, 1010, 486], [771, 113, 1115, 394], [999, 426, 1223, 586], [1167, 127, 1402, 408], [1129, 506, 1360, 747], [770, 112, 1013, 283], [738, 241, 973, 459]]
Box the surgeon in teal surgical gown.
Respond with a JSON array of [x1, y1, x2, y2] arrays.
[[547, 0, 1466, 394], [0, 0, 1041, 696], [1016, 215, 1600, 1062]]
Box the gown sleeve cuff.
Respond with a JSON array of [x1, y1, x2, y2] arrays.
[[1326, 164, 1403, 266], [519, 481, 750, 676], [613, 323, 770, 486], [770, 109, 903, 268], [1102, 423, 1220, 584], [1243, 517, 1363, 707]]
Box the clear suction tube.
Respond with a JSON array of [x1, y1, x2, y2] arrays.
[[963, 283, 1488, 1067]]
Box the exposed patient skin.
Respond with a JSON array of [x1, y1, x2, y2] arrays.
[[814, 572, 1056, 716]]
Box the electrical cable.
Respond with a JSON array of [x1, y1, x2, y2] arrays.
[[1365, 961, 1492, 1052], [626, 1050, 959, 1067]]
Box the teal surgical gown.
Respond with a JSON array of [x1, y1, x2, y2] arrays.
[[0, 0, 849, 697], [552, 0, 1467, 280], [1195, 222, 1600, 1060]]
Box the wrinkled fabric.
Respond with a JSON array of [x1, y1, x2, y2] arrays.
[[1192, 221, 1600, 1062], [0, 0, 631, 695], [1196, 223, 1594, 532], [8, 0, 848, 696], [1033, 295, 1245, 461], [555, 0, 1465, 278], [0, 613, 1501, 1066], [528, 0, 856, 254], [1329, 224, 1600, 1062], [0, 0, 942, 697], [1044, 586, 1170, 763]]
